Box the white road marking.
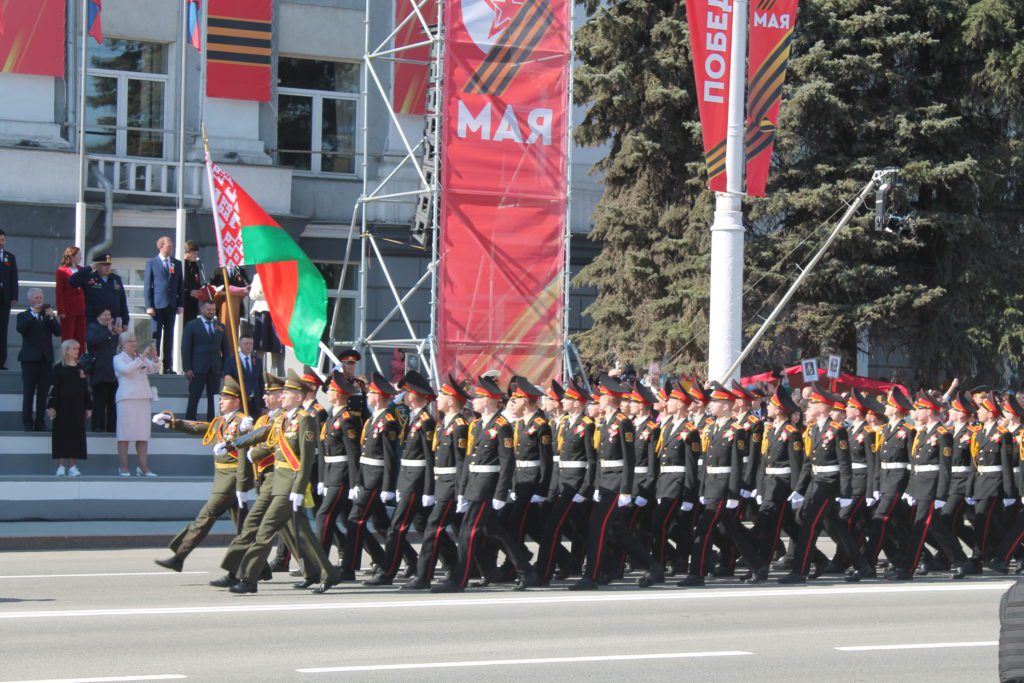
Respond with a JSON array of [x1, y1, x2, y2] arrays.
[[297, 651, 753, 673], [0, 581, 1009, 621], [836, 641, 998, 652], [0, 572, 207, 580], [0, 676, 186, 683]]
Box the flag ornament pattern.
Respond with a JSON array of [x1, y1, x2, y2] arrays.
[[187, 0, 202, 53], [206, 154, 327, 365], [87, 0, 102, 44]]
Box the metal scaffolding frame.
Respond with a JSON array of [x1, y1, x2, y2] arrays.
[[322, 0, 443, 380]]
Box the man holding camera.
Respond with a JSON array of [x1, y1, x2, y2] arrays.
[[17, 288, 61, 431]]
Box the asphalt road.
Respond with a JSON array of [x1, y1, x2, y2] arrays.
[[0, 547, 1010, 682]]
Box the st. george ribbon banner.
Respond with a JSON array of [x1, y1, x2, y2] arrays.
[[437, 0, 571, 382], [685, 0, 799, 195]]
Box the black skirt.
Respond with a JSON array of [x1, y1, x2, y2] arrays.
[[47, 363, 92, 460]]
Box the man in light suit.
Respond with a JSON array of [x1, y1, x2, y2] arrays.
[[0, 229, 19, 370], [181, 300, 230, 420], [144, 236, 184, 374], [225, 334, 264, 417]]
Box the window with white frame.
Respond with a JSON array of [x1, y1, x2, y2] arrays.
[[277, 57, 360, 175], [85, 39, 169, 159]]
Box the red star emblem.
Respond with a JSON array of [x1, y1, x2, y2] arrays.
[[484, 0, 525, 38]]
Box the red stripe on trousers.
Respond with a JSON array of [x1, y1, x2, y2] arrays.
[[799, 496, 830, 576], [910, 503, 933, 572], [460, 503, 488, 587], [426, 498, 454, 580], [590, 496, 619, 580], [385, 497, 416, 577], [770, 503, 786, 561], [544, 496, 576, 579], [351, 492, 376, 564], [698, 501, 725, 577], [656, 499, 678, 565], [320, 488, 343, 547], [872, 496, 899, 562]]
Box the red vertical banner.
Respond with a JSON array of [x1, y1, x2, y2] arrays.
[[206, 0, 272, 101], [744, 0, 798, 196], [0, 0, 65, 77], [437, 0, 570, 383], [685, 0, 734, 192], [392, 0, 437, 115]]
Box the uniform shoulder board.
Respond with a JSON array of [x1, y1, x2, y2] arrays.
[[384, 412, 396, 422], [419, 411, 431, 422], [295, 408, 309, 417], [998, 425, 1009, 433], [830, 420, 843, 430], [746, 415, 759, 425], [496, 415, 509, 426], [685, 420, 696, 431], [615, 412, 627, 421], [582, 416, 593, 425], [455, 416, 467, 426], [937, 425, 948, 434], [785, 424, 798, 433], [342, 410, 351, 419], [534, 416, 546, 426], [647, 420, 658, 429]]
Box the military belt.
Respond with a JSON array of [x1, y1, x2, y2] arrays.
[[323, 455, 348, 463], [600, 459, 624, 467], [950, 466, 971, 473], [433, 466, 458, 475], [659, 465, 686, 473], [214, 461, 237, 470], [634, 466, 649, 474], [469, 464, 500, 473], [400, 459, 427, 467], [880, 462, 910, 470], [765, 467, 791, 475], [913, 464, 940, 473], [361, 457, 385, 467], [706, 466, 732, 474], [812, 465, 840, 474], [851, 463, 868, 470], [978, 465, 1003, 473], [558, 461, 588, 469], [742, 456, 751, 464], [515, 460, 541, 468]]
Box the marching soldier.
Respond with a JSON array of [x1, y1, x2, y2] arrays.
[[968, 391, 1013, 567], [152, 376, 252, 572], [535, 378, 595, 583], [751, 386, 803, 568], [229, 370, 341, 594], [777, 384, 874, 584], [339, 372, 401, 580], [942, 390, 979, 562], [903, 391, 972, 579], [365, 371, 437, 586], [313, 371, 363, 557], [570, 375, 664, 590], [986, 393, 1024, 574], [828, 389, 879, 571], [624, 383, 659, 550], [543, 380, 568, 504], [431, 376, 540, 592], [404, 376, 469, 590]]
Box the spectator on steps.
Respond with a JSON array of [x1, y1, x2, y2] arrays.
[[0, 228, 19, 370], [48, 339, 91, 477], [18, 288, 61, 431], [55, 246, 86, 351], [86, 307, 121, 432], [114, 331, 160, 477]]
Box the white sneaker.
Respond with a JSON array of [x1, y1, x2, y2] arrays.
[[137, 467, 158, 478], [55, 465, 66, 477], [117, 469, 130, 477], [68, 466, 81, 477]]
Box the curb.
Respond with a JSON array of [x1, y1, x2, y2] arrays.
[[0, 533, 236, 551]]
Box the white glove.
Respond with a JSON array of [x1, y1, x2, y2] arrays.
[[316, 482, 326, 496], [422, 494, 435, 507], [966, 497, 977, 506], [740, 489, 752, 499], [755, 494, 763, 506], [680, 501, 694, 512], [865, 497, 877, 507], [492, 498, 506, 510], [617, 494, 632, 507], [1004, 498, 1017, 507], [699, 496, 706, 505], [725, 499, 739, 509], [873, 490, 881, 500], [381, 491, 396, 503], [396, 490, 402, 503], [593, 490, 602, 503], [635, 496, 649, 507], [751, 489, 758, 498], [213, 442, 229, 456], [288, 492, 304, 511], [348, 486, 360, 501], [509, 491, 518, 502], [246, 450, 254, 463], [236, 491, 247, 509], [152, 413, 170, 426], [934, 499, 946, 510], [572, 493, 586, 503], [239, 416, 254, 432], [530, 494, 545, 504], [456, 495, 468, 513], [788, 492, 804, 510], [839, 498, 853, 508]]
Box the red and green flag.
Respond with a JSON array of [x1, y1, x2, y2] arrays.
[[205, 152, 326, 365]]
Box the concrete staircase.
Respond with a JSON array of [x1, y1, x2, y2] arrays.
[[0, 370, 227, 521]]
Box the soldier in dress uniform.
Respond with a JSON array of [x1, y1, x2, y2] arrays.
[[535, 378, 595, 583], [751, 386, 804, 568], [985, 393, 1024, 574], [67, 253, 130, 324], [543, 380, 568, 505], [860, 388, 916, 575], [901, 391, 973, 579], [651, 380, 701, 574], [365, 371, 437, 586], [714, 381, 763, 576], [678, 382, 767, 587], [313, 372, 363, 558], [431, 376, 540, 592], [339, 372, 401, 580], [229, 370, 341, 594], [942, 390, 979, 566], [968, 391, 1014, 568], [404, 376, 470, 590], [152, 376, 253, 572], [776, 384, 874, 584], [622, 382, 659, 561], [570, 375, 664, 590]]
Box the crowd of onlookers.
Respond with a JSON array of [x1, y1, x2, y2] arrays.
[[0, 231, 285, 478]]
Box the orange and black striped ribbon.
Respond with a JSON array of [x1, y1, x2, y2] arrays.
[[465, 0, 555, 97], [207, 15, 271, 67]]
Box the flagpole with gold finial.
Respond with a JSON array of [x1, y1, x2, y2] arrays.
[[202, 123, 249, 417]]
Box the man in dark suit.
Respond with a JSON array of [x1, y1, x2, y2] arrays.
[[144, 236, 184, 374], [86, 307, 123, 432], [0, 229, 19, 370], [181, 300, 230, 420], [17, 288, 61, 431], [224, 333, 264, 417]]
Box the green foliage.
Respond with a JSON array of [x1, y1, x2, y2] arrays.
[[573, 0, 1024, 384]]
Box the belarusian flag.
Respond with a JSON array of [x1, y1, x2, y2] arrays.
[[205, 153, 326, 364]]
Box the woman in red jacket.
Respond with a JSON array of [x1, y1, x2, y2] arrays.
[[56, 246, 86, 349]]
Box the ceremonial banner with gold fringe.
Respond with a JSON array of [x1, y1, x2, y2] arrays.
[[0, 0, 65, 77], [436, 0, 570, 382]]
